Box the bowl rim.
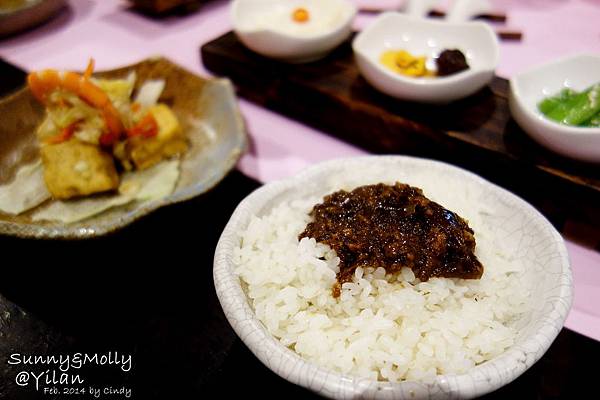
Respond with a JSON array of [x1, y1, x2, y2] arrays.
[[352, 12, 499, 87], [0, 0, 43, 16], [509, 53, 600, 137], [231, 0, 357, 42], [213, 155, 573, 399]]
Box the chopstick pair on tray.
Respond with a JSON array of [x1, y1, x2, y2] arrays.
[[358, 0, 522, 41]]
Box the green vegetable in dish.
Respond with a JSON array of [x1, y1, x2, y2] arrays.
[[584, 113, 600, 127], [538, 88, 575, 115], [538, 83, 600, 127]]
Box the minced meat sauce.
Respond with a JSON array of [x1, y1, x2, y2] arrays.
[[299, 183, 483, 297]]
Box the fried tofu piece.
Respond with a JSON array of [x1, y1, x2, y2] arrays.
[[128, 104, 188, 170], [41, 140, 119, 200]]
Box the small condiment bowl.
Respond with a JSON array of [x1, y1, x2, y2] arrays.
[[352, 12, 499, 103], [231, 0, 357, 63], [509, 54, 600, 163], [214, 156, 572, 399]]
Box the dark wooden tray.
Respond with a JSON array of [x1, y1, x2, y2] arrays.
[[201, 32, 600, 227]]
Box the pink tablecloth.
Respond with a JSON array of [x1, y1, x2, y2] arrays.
[[1, 0, 599, 340]]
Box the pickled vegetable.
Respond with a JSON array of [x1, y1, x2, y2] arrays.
[[538, 88, 576, 115], [380, 48, 469, 78], [538, 83, 600, 127], [380, 50, 434, 77]]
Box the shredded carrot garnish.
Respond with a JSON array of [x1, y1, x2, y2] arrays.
[[127, 113, 158, 139], [99, 130, 119, 147], [46, 123, 77, 144], [56, 98, 69, 108], [84, 58, 95, 79], [27, 58, 125, 148]]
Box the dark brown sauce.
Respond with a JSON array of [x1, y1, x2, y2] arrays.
[[299, 183, 483, 297]]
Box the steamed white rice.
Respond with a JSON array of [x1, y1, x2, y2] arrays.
[[233, 182, 531, 383]]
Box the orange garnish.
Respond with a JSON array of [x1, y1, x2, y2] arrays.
[[292, 8, 309, 23], [27, 60, 124, 145], [127, 113, 158, 139], [83, 58, 95, 79], [99, 129, 119, 147], [56, 97, 69, 108], [46, 123, 77, 144]]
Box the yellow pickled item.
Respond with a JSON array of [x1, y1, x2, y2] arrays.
[[402, 57, 427, 76], [380, 50, 433, 78], [394, 50, 414, 68]]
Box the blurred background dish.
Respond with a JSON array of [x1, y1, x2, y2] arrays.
[[509, 54, 600, 163], [353, 12, 498, 103], [0, 0, 66, 37], [231, 0, 356, 63]]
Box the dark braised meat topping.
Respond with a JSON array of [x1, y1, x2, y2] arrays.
[[299, 183, 483, 297], [436, 49, 469, 76]]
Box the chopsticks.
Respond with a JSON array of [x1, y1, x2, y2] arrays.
[[496, 31, 522, 41], [429, 9, 521, 40], [357, 7, 523, 41], [427, 9, 506, 22]]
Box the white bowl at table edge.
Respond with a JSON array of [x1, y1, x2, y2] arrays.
[[509, 53, 600, 163]]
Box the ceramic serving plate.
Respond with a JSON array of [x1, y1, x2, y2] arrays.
[[214, 156, 572, 399], [0, 0, 66, 37], [0, 57, 247, 239]]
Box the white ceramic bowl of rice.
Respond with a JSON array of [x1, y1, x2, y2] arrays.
[[213, 156, 572, 399]]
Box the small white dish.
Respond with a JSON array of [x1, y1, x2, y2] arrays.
[[352, 12, 499, 103], [231, 0, 357, 63], [509, 54, 600, 163], [214, 155, 572, 399]]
